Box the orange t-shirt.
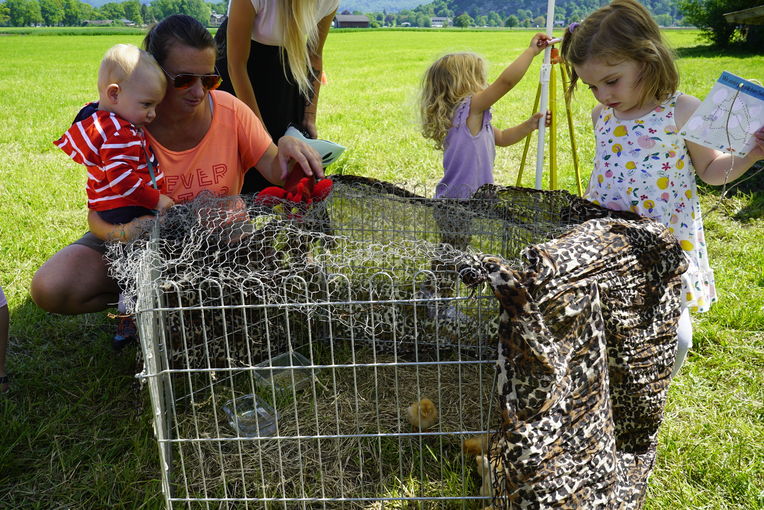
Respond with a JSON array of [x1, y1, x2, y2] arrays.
[[145, 91, 271, 203]]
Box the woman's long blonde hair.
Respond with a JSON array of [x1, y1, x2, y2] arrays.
[[282, 0, 320, 100], [419, 53, 487, 150]]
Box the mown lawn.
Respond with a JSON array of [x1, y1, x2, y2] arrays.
[[0, 28, 761, 509]]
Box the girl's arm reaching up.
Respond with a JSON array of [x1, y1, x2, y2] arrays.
[[494, 111, 551, 147], [676, 94, 764, 185], [471, 33, 551, 116]]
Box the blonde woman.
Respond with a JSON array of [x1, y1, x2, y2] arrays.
[[215, 0, 338, 194], [420, 33, 550, 199]]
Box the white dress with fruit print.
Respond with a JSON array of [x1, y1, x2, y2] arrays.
[[585, 92, 716, 313]]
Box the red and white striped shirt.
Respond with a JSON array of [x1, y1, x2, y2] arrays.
[[54, 108, 165, 211]]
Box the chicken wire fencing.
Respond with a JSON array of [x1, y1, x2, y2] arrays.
[[107, 176, 615, 509]]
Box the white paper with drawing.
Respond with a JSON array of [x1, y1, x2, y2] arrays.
[[680, 72, 763, 157]]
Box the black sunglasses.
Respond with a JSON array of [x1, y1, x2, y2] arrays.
[[160, 65, 223, 91]]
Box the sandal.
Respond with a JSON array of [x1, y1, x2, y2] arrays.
[[113, 316, 138, 351]]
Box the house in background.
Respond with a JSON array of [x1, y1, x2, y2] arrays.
[[430, 16, 451, 27], [334, 14, 370, 28], [210, 13, 225, 27]]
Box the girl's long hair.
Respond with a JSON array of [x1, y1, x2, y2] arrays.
[[419, 53, 487, 150], [560, 0, 678, 108], [282, 0, 320, 100]]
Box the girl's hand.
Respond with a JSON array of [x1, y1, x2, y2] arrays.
[[751, 126, 764, 160], [530, 33, 553, 55], [544, 110, 552, 127], [276, 135, 324, 181], [526, 111, 551, 130]]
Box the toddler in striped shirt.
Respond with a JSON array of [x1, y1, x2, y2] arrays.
[[55, 43, 174, 225]]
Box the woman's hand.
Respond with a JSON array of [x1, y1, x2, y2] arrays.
[[303, 112, 318, 139], [88, 210, 154, 242], [157, 194, 176, 213], [276, 135, 324, 181]]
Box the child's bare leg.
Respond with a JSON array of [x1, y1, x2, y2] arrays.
[[671, 307, 692, 378]]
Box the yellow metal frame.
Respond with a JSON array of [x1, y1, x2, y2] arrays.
[[516, 57, 583, 195]]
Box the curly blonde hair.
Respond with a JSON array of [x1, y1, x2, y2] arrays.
[[419, 52, 487, 150], [560, 0, 678, 108]]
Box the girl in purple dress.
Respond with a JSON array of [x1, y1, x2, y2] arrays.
[[419, 33, 552, 199]]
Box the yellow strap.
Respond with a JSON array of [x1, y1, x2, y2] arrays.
[[517, 84, 542, 186]]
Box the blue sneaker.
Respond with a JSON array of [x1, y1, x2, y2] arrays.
[[113, 316, 137, 351]]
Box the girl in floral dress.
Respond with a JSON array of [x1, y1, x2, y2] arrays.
[[561, 0, 764, 376]]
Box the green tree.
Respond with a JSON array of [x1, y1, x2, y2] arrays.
[[655, 13, 672, 26], [453, 12, 472, 27], [0, 2, 10, 25], [61, 0, 81, 25], [505, 14, 519, 28], [554, 6, 567, 24], [99, 1, 124, 20], [487, 11, 502, 27], [179, 0, 211, 25], [39, 0, 63, 25], [150, 0, 178, 21], [7, 0, 43, 25], [209, 0, 226, 15], [679, 0, 754, 47], [79, 0, 94, 20], [475, 14, 487, 26], [140, 3, 153, 24], [123, 0, 141, 24]]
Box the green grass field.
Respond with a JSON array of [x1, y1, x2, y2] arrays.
[[0, 28, 762, 509]]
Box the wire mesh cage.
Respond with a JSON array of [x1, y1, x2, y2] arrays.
[[108, 176, 621, 509]]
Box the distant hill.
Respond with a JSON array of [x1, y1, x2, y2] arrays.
[[344, 0, 683, 19], [338, 1, 424, 13], [78, 1, 425, 12]]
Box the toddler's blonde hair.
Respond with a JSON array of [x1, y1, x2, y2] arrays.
[[419, 52, 487, 150], [561, 0, 678, 108], [97, 43, 166, 96]]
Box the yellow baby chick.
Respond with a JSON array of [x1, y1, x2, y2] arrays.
[[476, 455, 494, 499], [462, 433, 491, 457], [406, 397, 438, 431]]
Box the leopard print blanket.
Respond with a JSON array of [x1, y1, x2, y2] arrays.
[[460, 216, 687, 509]]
